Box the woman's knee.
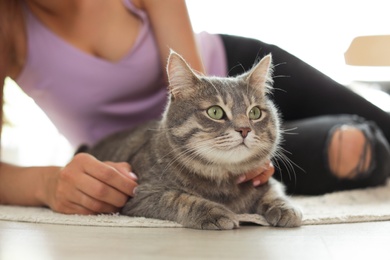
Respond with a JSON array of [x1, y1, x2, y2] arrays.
[[327, 125, 372, 179], [326, 118, 390, 184]]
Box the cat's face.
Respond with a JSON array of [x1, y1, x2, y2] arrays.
[[164, 52, 280, 172]]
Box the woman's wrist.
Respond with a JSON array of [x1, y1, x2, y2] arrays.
[[0, 163, 61, 207], [34, 166, 61, 208]]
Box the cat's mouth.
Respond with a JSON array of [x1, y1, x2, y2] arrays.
[[238, 141, 249, 148], [232, 141, 251, 152], [226, 136, 251, 150], [238, 137, 250, 147]]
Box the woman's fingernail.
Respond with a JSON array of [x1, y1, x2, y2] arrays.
[[133, 187, 138, 195], [253, 180, 261, 187], [129, 172, 138, 180], [237, 175, 246, 184]]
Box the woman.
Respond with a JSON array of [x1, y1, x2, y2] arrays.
[[1, 0, 389, 215]]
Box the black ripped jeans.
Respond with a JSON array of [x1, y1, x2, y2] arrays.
[[219, 34, 390, 195]]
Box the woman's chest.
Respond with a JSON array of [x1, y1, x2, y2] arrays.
[[34, 6, 142, 62]]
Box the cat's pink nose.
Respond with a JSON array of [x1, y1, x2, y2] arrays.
[[235, 127, 251, 138]]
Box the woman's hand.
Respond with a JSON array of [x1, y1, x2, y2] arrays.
[[237, 160, 275, 187], [43, 153, 138, 215]]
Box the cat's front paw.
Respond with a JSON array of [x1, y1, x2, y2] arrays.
[[193, 207, 239, 230], [264, 203, 302, 227]]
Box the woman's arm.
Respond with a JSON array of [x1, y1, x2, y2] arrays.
[[0, 0, 19, 135], [137, 0, 205, 75], [0, 154, 139, 214], [0, 162, 57, 206], [0, 1, 139, 214]]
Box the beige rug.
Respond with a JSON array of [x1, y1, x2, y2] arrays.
[[1, 179, 390, 227]]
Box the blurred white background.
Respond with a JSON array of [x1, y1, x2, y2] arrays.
[[3, 0, 390, 166]]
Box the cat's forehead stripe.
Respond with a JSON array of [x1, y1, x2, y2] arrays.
[[222, 93, 233, 120], [230, 85, 253, 115], [221, 80, 246, 101]]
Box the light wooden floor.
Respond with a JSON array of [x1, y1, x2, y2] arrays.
[[1, 220, 390, 260]]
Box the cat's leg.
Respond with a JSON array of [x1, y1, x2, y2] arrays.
[[121, 186, 239, 230], [255, 179, 302, 227]]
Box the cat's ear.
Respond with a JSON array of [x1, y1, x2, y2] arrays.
[[167, 50, 200, 99], [246, 54, 274, 95]]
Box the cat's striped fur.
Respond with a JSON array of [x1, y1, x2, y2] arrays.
[[88, 52, 302, 230]]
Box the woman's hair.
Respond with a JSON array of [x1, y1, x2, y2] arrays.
[[0, 0, 22, 138]]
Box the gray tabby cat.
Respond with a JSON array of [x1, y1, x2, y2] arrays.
[[88, 51, 302, 230]]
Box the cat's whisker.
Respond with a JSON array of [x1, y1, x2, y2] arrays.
[[280, 127, 298, 135], [145, 127, 161, 131], [162, 137, 243, 178], [274, 151, 294, 182], [273, 62, 287, 69], [272, 75, 290, 79], [228, 62, 246, 75], [169, 148, 224, 180], [158, 140, 214, 178], [272, 147, 305, 193], [278, 147, 305, 174], [157, 146, 198, 177], [273, 87, 287, 94]]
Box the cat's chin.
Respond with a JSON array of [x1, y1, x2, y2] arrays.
[[206, 145, 255, 165]]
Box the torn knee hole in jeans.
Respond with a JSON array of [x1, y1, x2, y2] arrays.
[[326, 124, 374, 180]]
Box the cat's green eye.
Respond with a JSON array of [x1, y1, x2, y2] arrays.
[[207, 106, 225, 120], [249, 106, 262, 120]]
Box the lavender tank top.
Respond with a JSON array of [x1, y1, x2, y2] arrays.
[[17, 0, 227, 148]]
